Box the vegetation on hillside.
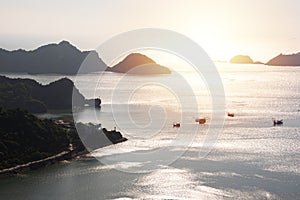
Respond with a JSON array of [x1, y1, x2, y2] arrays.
[[0, 108, 70, 169], [0, 75, 98, 113], [0, 108, 126, 171]]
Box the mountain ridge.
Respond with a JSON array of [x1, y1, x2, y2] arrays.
[[0, 41, 107, 74], [0, 41, 171, 75]]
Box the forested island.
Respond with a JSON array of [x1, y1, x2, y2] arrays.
[[0, 75, 101, 113]]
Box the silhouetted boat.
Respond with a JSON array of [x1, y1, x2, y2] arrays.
[[195, 118, 206, 124], [273, 119, 283, 126], [173, 122, 180, 127], [227, 112, 234, 117]]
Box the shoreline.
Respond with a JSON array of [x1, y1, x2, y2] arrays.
[[0, 147, 88, 177], [0, 136, 128, 177], [0, 121, 128, 177]]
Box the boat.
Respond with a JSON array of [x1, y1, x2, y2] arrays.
[[195, 118, 206, 124], [227, 112, 234, 117], [273, 119, 283, 126], [173, 122, 180, 127]]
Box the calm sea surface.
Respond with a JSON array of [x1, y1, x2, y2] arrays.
[[0, 63, 299, 199]]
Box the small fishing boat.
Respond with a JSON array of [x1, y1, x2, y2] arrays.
[[227, 112, 234, 117], [195, 118, 206, 124], [173, 122, 180, 127], [273, 119, 283, 126]]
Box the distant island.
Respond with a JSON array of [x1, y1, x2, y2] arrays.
[[266, 52, 300, 66], [230, 52, 300, 66], [0, 41, 171, 75], [0, 41, 107, 74], [230, 55, 264, 65], [230, 55, 254, 64], [0, 76, 101, 113], [107, 53, 171, 74]]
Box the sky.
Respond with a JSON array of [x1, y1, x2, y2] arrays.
[[0, 0, 299, 62]]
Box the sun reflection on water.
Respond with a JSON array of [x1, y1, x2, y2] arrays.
[[130, 167, 230, 200]]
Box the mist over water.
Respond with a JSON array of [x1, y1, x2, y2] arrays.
[[0, 63, 299, 199]]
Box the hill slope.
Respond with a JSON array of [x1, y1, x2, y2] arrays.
[[0, 109, 127, 170], [0, 109, 70, 169]]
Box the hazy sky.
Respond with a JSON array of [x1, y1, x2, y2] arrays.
[[0, 0, 299, 62]]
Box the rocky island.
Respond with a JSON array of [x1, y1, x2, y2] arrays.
[[266, 52, 300, 66], [107, 53, 171, 74]]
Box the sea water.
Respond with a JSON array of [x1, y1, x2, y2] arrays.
[[0, 63, 299, 199]]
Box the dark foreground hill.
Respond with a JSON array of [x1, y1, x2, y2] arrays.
[[0, 41, 107, 74], [0, 75, 101, 113], [0, 109, 70, 169], [0, 109, 127, 170], [266, 52, 300, 66]]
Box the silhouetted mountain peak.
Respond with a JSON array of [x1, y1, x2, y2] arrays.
[[49, 77, 74, 87], [35, 40, 79, 52], [59, 40, 72, 46], [57, 40, 80, 50], [122, 53, 156, 65]]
